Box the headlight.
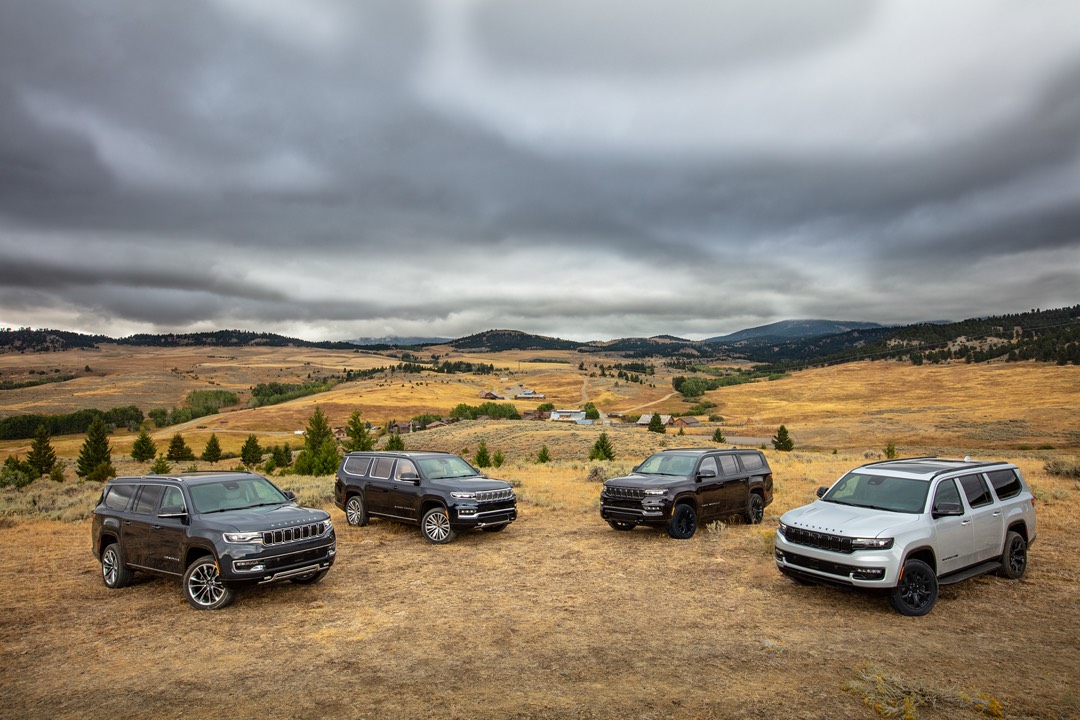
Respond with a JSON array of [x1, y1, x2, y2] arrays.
[[851, 537, 894, 550], [644, 489, 667, 496], [450, 491, 476, 499], [777, 521, 788, 537], [324, 518, 334, 534], [223, 531, 263, 544]]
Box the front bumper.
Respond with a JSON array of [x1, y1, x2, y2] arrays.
[[220, 536, 337, 587], [599, 498, 671, 526], [774, 531, 900, 588], [451, 504, 517, 529]]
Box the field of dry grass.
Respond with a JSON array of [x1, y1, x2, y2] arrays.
[[1, 348, 1078, 718]]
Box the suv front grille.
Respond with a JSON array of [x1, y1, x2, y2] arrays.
[[475, 488, 514, 503], [783, 526, 853, 554], [606, 486, 645, 500], [262, 522, 328, 546]]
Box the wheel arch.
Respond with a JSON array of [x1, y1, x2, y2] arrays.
[[902, 546, 937, 574], [185, 544, 216, 568], [97, 532, 119, 559], [1006, 521, 1030, 543], [421, 497, 447, 517]]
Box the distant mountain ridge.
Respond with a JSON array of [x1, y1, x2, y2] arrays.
[[348, 336, 451, 347], [708, 319, 886, 342]]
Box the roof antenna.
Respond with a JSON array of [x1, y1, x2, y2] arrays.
[[964, 455, 972, 462]]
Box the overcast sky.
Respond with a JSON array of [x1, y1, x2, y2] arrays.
[[1, 1, 1078, 342]]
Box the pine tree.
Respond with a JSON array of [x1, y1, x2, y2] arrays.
[[492, 450, 505, 468], [343, 409, 375, 451], [26, 424, 58, 477], [241, 434, 263, 467], [588, 432, 615, 461], [536, 445, 551, 464], [772, 424, 794, 452], [473, 440, 492, 468], [166, 433, 196, 461], [76, 416, 113, 479], [150, 455, 171, 474], [291, 406, 340, 475], [303, 406, 334, 455], [583, 402, 600, 420], [647, 413, 666, 434], [201, 433, 222, 463], [712, 427, 726, 443], [384, 433, 405, 451], [131, 428, 157, 462]]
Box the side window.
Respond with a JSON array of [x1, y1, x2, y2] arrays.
[[739, 453, 764, 472], [395, 460, 418, 480], [987, 469, 1022, 500], [103, 484, 136, 511], [371, 457, 394, 479], [161, 486, 185, 511], [958, 474, 993, 508], [343, 456, 372, 476], [132, 485, 165, 515], [932, 478, 964, 513], [718, 455, 739, 475], [698, 457, 718, 476]]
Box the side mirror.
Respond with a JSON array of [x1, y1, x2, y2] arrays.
[[632, 465, 641, 473], [158, 506, 187, 519], [932, 502, 964, 518], [283, 490, 297, 501], [697, 468, 717, 480], [815, 486, 828, 498], [399, 472, 420, 484]]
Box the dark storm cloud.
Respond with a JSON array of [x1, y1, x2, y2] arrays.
[[0, 0, 1077, 340]]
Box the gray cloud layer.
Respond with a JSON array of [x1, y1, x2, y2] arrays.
[[1, 0, 1078, 341]]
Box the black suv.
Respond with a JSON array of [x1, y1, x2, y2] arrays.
[[334, 451, 517, 543], [91, 471, 336, 609], [600, 448, 774, 538]]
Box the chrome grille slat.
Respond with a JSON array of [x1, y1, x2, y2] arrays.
[[475, 489, 515, 503], [262, 522, 327, 546], [784, 527, 853, 554], [606, 486, 645, 500]]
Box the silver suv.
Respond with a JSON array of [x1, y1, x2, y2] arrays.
[[775, 457, 1036, 616]]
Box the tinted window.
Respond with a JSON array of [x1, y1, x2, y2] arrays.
[[698, 457, 718, 475], [371, 457, 394, 479], [161, 486, 185, 511], [103, 484, 135, 511], [132, 485, 165, 515], [823, 472, 929, 514], [395, 460, 418, 480], [932, 478, 963, 513], [739, 453, 764, 471], [958, 474, 993, 508], [343, 456, 372, 476], [718, 455, 738, 475], [189, 476, 288, 513], [987, 469, 1022, 500]]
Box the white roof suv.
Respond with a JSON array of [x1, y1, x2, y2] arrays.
[[775, 457, 1036, 615]]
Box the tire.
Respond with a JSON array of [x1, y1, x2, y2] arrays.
[[344, 494, 368, 527], [745, 493, 765, 524], [421, 507, 456, 544], [183, 556, 235, 610], [889, 559, 938, 616], [101, 542, 133, 589], [289, 569, 329, 585], [998, 531, 1028, 580], [481, 523, 508, 533], [667, 503, 698, 539], [607, 520, 636, 532]]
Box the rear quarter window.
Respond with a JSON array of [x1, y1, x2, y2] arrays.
[[738, 453, 764, 472], [103, 484, 136, 511], [342, 456, 372, 476], [371, 458, 394, 479], [987, 469, 1023, 500]]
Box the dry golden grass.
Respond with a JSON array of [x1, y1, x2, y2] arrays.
[[1, 349, 1079, 718]]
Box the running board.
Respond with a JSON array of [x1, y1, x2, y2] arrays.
[[938, 560, 1001, 585]]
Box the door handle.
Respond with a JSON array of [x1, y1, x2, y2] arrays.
[[961, 520, 972, 526], [993, 511, 1001, 517]]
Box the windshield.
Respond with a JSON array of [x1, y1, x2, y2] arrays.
[[822, 472, 930, 514], [636, 453, 697, 476], [416, 456, 478, 480], [189, 476, 289, 513]]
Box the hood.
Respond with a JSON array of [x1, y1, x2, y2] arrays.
[[604, 473, 678, 489], [780, 501, 921, 537], [430, 477, 513, 492], [198, 503, 330, 532]]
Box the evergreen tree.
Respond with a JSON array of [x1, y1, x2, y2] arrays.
[[343, 409, 375, 451], [588, 432, 615, 461], [291, 406, 340, 475], [166, 433, 196, 461], [240, 434, 263, 467], [536, 445, 551, 464], [583, 402, 600, 420], [49, 464, 66, 483], [492, 450, 505, 468], [384, 433, 405, 451], [77, 416, 113, 479], [647, 413, 666, 434], [201, 433, 223, 463], [712, 427, 726, 443], [150, 455, 171, 474], [303, 406, 334, 454], [26, 424, 58, 477], [884, 441, 898, 459], [772, 424, 794, 452], [473, 440, 492, 468], [131, 428, 157, 462]]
